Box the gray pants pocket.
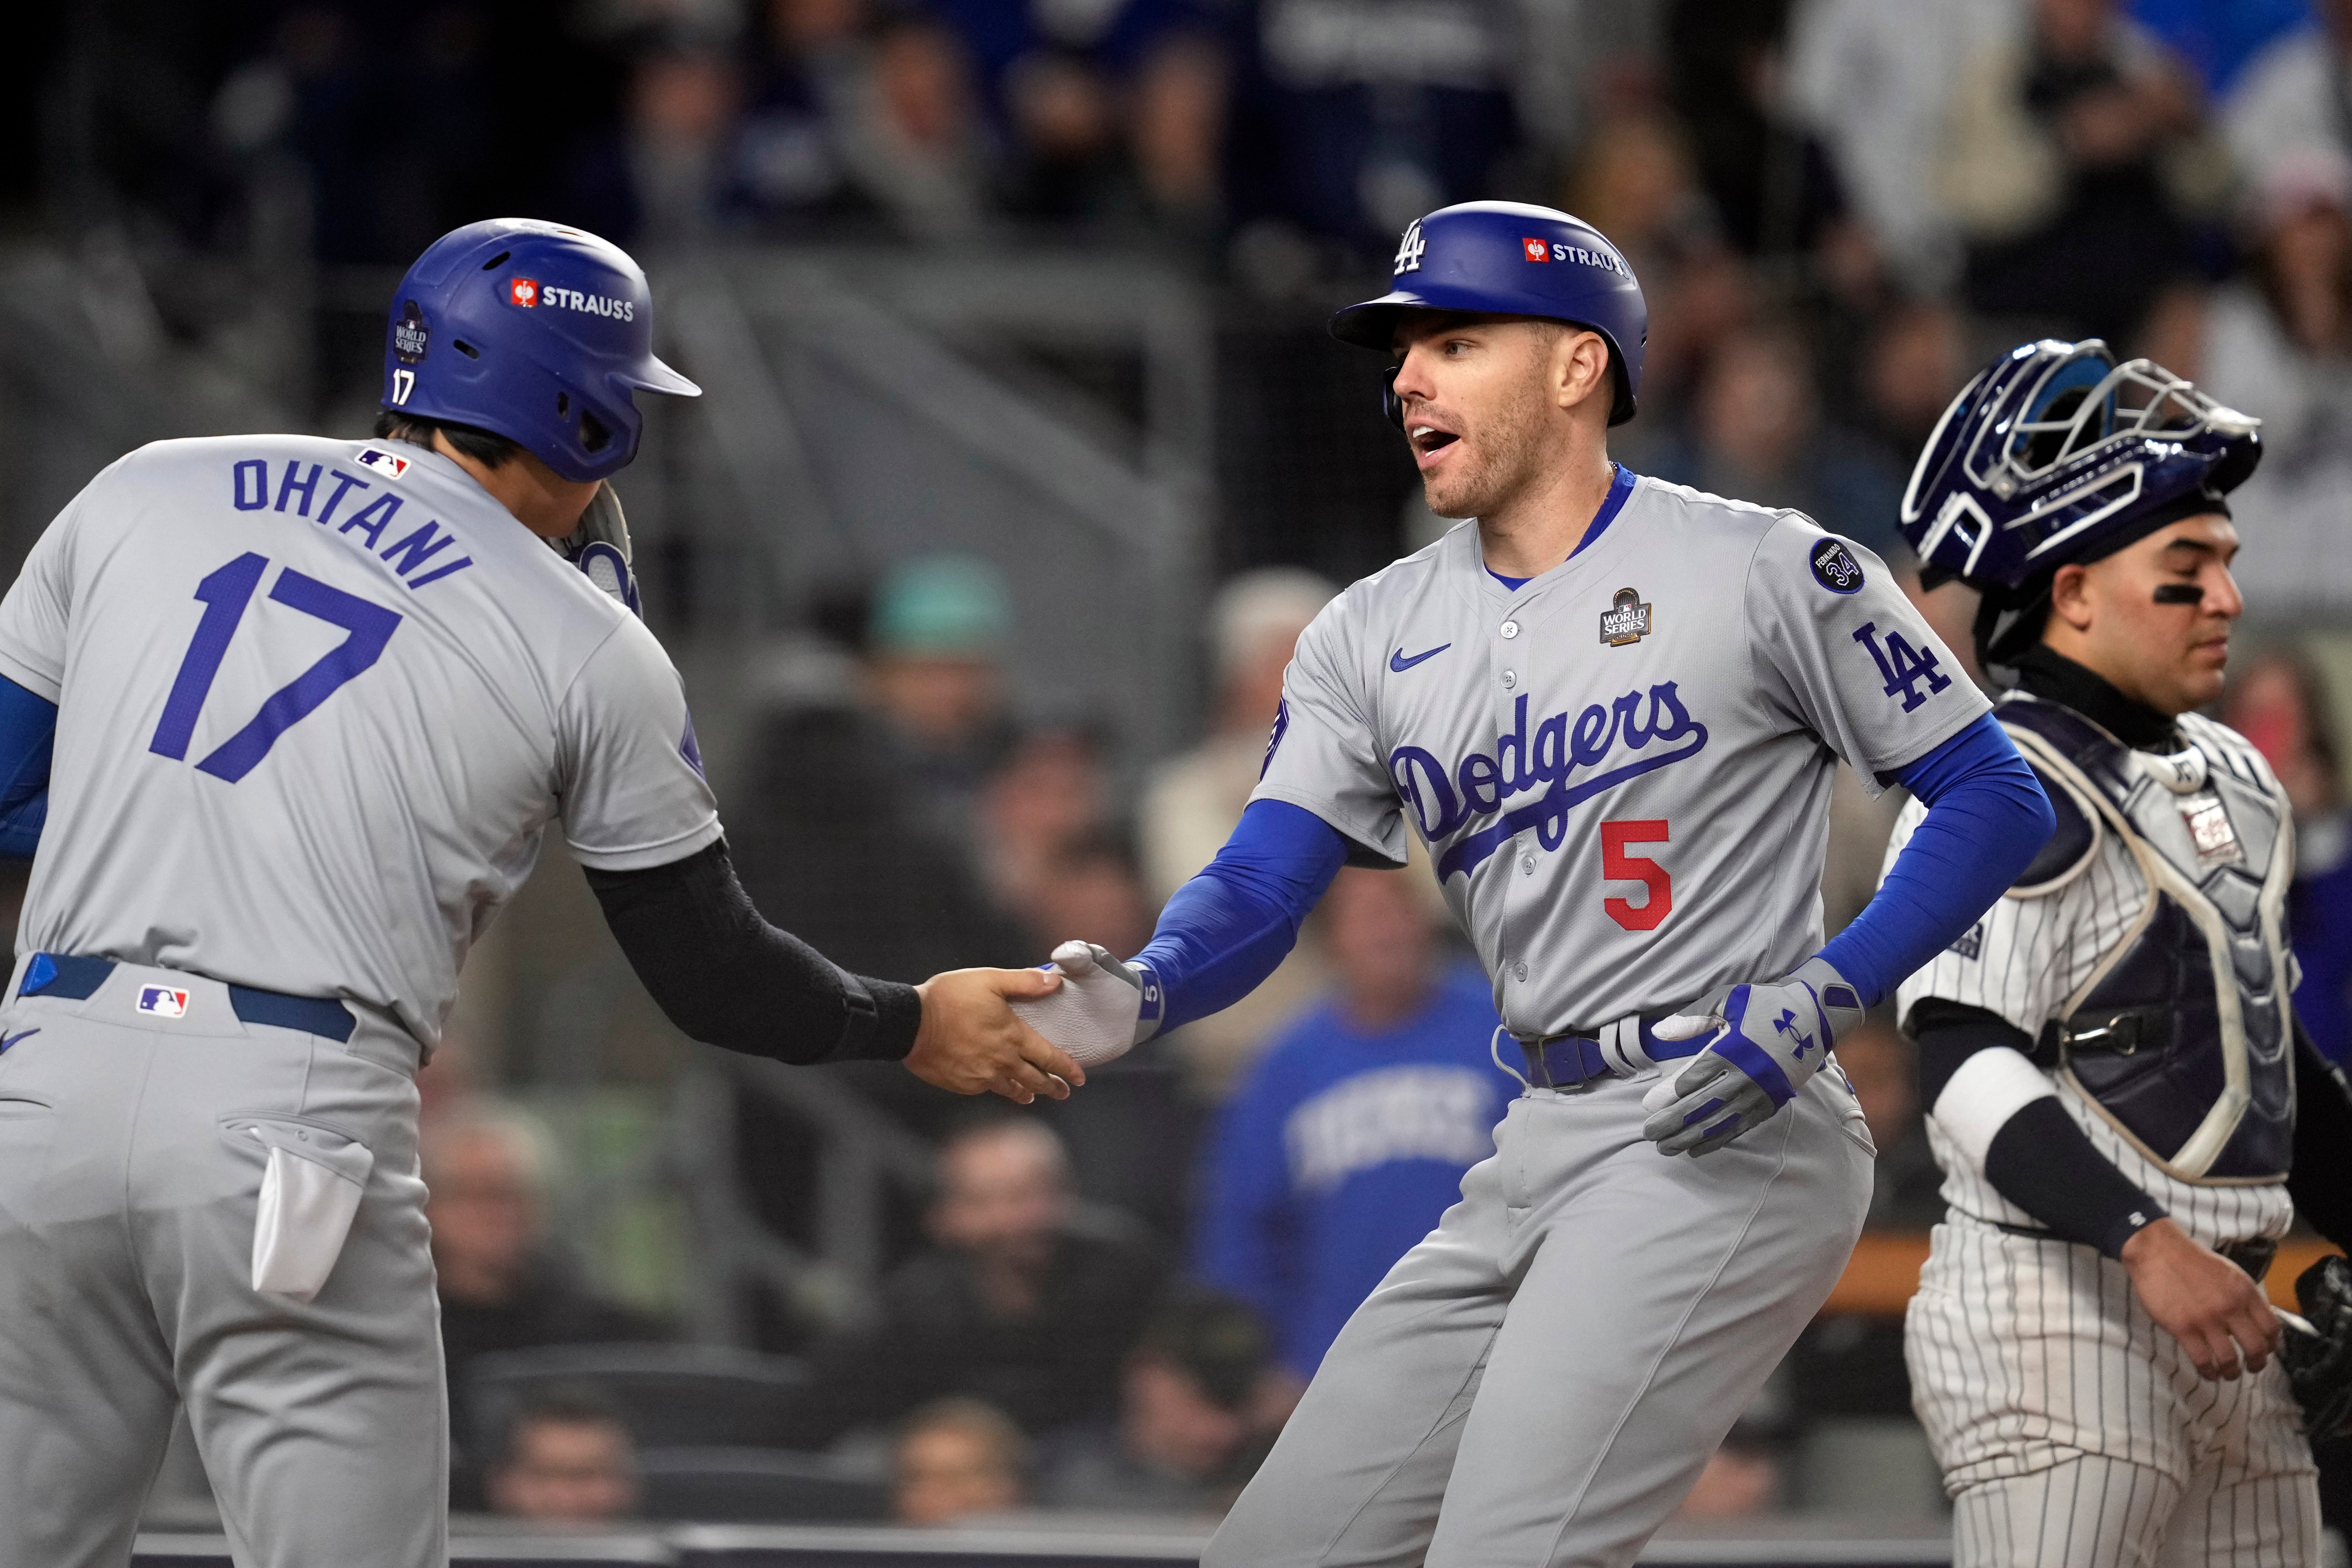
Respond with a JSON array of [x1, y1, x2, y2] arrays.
[[224, 1118, 375, 1303]]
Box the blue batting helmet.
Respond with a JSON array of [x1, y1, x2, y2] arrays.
[[381, 219, 701, 483], [1330, 201, 1648, 426], [1899, 338, 2260, 664]]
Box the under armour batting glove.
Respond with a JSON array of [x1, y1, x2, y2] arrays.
[[1006, 941, 1164, 1068], [1640, 956, 1864, 1157]]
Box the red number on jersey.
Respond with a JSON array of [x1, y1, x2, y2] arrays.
[[1601, 819, 1672, 931]]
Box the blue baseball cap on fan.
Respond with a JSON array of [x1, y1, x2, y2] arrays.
[[381, 219, 701, 483]]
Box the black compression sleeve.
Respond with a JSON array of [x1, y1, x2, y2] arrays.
[[583, 840, 922, 1066], [2291, 1018, 2352, 1249], [1908, 997, 2165, 1258]]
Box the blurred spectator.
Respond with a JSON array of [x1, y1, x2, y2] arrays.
[[729, 556, 1024, 990], [425, 1103, 661, 1473], [867, 554, 1019, 806], [210, 7, 507, 265], [1667, 0, 1864, 269], [1935, 0, 2230, 347], [1195, 867, 1508, 1379], [892, 1398, 1031, 1525], [2225, 649, 2352, 1066], [1222, 0, 1523, 265], [1673, 1419, 1787, 1520], [2226, 0, 2352, 185], [1786, 0, 2017, 292], [729, 0, 874, 226], [2131, 0, 2313, 99], [1650, 318, 1906, 559], [1130, 33, 1232, 234], [1856, 296, 1973, 477], [485, 1387, 642, 1523], [1141, 568, 1337, 1096], [834, 14, 999, 240], [1837, 1014, 1944, 1227], [981, 16, 1226, 235], [1560, 106, 1750, 429], [800, 1115, 1167, 1440], [730, 0, 998, 241], [563, 39, 745, 247], [1019, 823, 1155, 960], [978, 722, 1114, 936], [1035, 1289, 1282, 1515], [2193, 147, 2352, 610]]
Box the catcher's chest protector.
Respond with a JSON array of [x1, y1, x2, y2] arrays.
[[2001, 692, 2296, 1181]]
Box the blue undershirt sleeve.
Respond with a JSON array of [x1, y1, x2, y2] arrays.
[[0, 674, 56, 860], [1817, 711, 2052, 1006], [1134, 799, 1351, 1035]]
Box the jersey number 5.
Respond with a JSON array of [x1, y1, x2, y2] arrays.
[[1601, 819, 1672, 931], [150, 551, 403, 783]]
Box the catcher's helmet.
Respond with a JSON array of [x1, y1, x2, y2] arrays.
[[1899, 338, 2261, 665], [381, 219, 700, 483], [1330, 201, 1648, 427]]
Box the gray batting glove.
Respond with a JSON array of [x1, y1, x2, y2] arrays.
[[567, 482, 641, 616], [1006, 941, 1165, 1068], [1639, 956, 1865, 1157]]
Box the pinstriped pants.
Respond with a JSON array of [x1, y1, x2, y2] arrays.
[[1952, 1454, 2320, 1567], [1909, 1215, 2321, 1567]]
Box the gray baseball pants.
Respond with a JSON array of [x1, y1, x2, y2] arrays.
[[0, 960, 444, 1568], [1207, 1070, 1874, 1568]]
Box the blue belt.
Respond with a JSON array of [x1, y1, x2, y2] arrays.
[[20, 953, 356, 1043], [1519, 1014, 1701, 1091]]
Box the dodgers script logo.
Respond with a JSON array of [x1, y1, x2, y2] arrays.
[[1392, 684, 1709, 881]]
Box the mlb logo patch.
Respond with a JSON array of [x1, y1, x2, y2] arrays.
[[354, 447, 410, 479], [1522, 238, 1549, 262], [136, 986, 191, 1019], [509, 277, 540, 307]]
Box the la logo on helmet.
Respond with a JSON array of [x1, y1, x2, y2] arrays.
[[509, 277, 540, 307], [1394, 221, 1426, 276]]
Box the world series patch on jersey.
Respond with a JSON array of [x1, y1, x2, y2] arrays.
[[1252, 472, 1988, 1038]]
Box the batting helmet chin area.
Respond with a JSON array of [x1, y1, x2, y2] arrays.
[[1899, 338, 2261, 666], [381, 219, 701, 484], [1330, 201, 1648, 427]]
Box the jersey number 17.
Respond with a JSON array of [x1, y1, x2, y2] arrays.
[[149, 552, 403, 783]]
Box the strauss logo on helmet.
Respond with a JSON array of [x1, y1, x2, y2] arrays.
[[508, 277, 539, 307]]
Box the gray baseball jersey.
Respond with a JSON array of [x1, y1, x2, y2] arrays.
[[0, 434, 721, 1048], [1252, 473, 1989, 1035]]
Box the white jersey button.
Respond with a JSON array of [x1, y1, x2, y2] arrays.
[[1513, 962, 1530, 982], [1500, 620, 1520, 639], [1520, 854, 1536, 875], [1501, 670, 1517, 689]]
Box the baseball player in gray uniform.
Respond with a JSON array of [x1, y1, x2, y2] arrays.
[[1890, 338, 2352, 1565], [0, 218, 1081, 1568], [1011, 200, 2055, 1566]]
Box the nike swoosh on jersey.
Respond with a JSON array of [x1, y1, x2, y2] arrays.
[[0, 1029, 38, 1054], [1391, 643, 1452, 672]]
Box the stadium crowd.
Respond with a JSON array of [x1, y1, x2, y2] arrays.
[[22, 0, 2352, 1537]]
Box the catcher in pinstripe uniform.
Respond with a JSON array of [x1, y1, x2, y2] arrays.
[[1887, 339, 2352, 1566]]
